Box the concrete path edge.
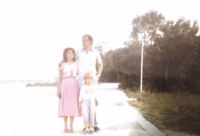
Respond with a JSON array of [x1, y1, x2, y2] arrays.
[[126, 104, 166, 136]]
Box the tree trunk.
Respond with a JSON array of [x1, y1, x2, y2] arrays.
[[165, 60, 170, 84], [159, 78, 161, 91], [165, 65, 168, 83]]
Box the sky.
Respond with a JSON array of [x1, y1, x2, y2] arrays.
[[0, 0, 200, 80]]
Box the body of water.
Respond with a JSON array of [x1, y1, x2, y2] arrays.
[[0, 80, 57, 88]]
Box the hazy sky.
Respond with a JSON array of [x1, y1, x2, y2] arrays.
[[0, 0, 200, 80]]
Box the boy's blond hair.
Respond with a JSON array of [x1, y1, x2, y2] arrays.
[[84, 73, 93, 80]]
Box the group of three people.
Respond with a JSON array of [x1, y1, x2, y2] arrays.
[[57, 34, 103, 134]]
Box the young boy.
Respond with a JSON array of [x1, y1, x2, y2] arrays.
[[79, 73, 98, 135]]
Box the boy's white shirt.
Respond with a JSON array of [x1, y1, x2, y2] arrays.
[[79, 84, 98, 102]]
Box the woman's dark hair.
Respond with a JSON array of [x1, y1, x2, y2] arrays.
[[63, 47, 76, 62]]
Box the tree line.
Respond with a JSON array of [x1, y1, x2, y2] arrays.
[[99, 10, 200, 93]]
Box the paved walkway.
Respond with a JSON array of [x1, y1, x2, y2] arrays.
[[0, 83, 166, 136]]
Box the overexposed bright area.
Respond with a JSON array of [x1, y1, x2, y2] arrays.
[[0, 0, 199, 80]]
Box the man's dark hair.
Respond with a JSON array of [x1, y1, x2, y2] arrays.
[[83, 34, 93, 45]]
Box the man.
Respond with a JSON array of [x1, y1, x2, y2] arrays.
[[76, 34, 103, 132]]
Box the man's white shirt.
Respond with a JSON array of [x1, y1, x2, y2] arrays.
[[76, 48, 102, 75]]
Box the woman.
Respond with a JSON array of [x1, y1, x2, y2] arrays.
[[57, 47, 82, 133]]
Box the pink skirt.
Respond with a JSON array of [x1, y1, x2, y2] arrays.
[[58, 78, 82, 117]]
